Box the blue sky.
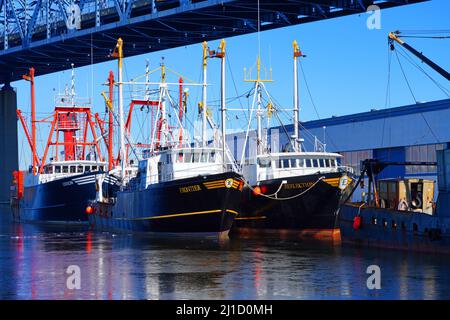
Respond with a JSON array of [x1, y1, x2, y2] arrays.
[[11, 0, 450, 166]]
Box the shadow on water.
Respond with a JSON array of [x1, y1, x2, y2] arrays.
[[1, 205, 450, 300]]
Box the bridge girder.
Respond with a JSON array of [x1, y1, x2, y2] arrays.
[[0, 0, 428, 83]]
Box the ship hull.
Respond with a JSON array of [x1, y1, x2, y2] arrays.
[[11, 172, 119, 225], [88, 172, 244, 238], [233, 171, 353, 240], [340, 203, 450, 254]]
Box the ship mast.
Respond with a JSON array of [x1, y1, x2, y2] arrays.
[[22, 67, 38, 175], [202, 41, 208, 147], [115, 38, 127, 183], [107, 71, 114, 171], [71, 63, 76, 107], [209, 39, 227, 167], [292, 40, 305, 152], [160, 60, 168, 148], [219, 40, 226, 168], [244, 56, 273, 157], [256, 58, 262, 156]]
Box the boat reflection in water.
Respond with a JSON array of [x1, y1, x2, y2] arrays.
[[1, 211, 450, 300]]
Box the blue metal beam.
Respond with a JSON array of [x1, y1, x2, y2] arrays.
[[0, 0, 429, 83], [6, 0, 25, 41], [25, 0, 43, 46]]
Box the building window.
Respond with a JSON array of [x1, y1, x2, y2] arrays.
[[405, 144, 444, 174], [338, 150, 373, 172]]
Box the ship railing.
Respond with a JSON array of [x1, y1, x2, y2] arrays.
[[338, 166, 354, 174], [57, 119, 80, 130], [54, 94, 92, 107]]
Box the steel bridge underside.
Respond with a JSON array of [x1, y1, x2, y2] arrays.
[[0, 0, 428, 83]]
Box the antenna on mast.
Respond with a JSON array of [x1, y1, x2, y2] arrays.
[[243, 55, 273, 157], [71, 63, 76, 107]]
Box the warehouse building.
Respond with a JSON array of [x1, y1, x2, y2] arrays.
[[228, 98, 450, 181]]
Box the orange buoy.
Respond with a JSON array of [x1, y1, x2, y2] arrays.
[[85, 206, 94, 214], [353, 216, 362, 230], [252, 186, 261, 196]]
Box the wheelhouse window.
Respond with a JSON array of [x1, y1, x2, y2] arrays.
[[176, 152, 184, 163], [62, 166, 69, 173], [184, 152, 192, 163], [290, 159, 297, 168], [70, 166, 76, 173], [312, 159, 319, 168], [92, 166, 98, 171], [201, 152, 208, 163], [283, 159, 290, 168], [193, 152, 200, 163], [85, 166, 91, 172], [55, 166, 61, 173], [276, 160, 281, 168], [210, 152, 216, 163], [77, 166, 83, 173], [330, 159, 336, 167], [319, 159, 326, 168], [298, 159, 305, 167], [44, 166, 53, 174], [305, 159, 312, 168], [99, 166, 104, 171]]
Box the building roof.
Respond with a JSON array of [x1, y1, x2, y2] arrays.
[[302, 99, 450, 129], [298, 99, 450, 152]]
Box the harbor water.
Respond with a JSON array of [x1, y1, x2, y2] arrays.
[[1, 206, 450, 300]]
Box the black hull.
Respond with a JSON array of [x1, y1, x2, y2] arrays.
[[233, 171, 353, 239], [340, 204, 450, 254], [11, 172, 119, 225], [88, 171, 244, 238]]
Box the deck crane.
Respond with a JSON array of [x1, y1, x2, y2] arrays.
[[388, 31, 450, 81]]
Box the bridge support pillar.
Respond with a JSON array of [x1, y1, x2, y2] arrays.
[[0, 83, 18, 206]]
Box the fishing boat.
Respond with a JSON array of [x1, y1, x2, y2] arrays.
[[232, 41, 354, 240], [87, 39, 244, 238], [10, 67, 119, 225], [340, 153, 450, 254]]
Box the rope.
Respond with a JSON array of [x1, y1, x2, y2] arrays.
[[399, 35, 450, 39], [244, 175, 326, 201], [394, 49, 417, 103], [381, 44, 393, 147], [420, 112, 441, 143], [396, 46, 450, 97], [299, 60, 321, 120]]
